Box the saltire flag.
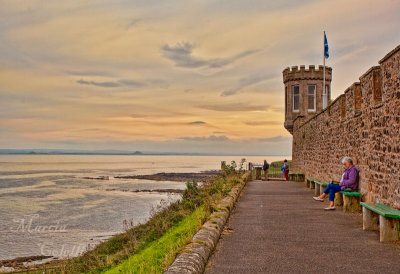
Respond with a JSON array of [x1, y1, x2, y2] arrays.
[[324, 32, 329, 59]]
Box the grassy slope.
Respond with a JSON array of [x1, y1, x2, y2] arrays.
[[15, 168, 245, 273], [105, 206, 206, 273]]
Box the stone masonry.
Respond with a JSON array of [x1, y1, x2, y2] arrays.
[[285, 45, 400, 209]]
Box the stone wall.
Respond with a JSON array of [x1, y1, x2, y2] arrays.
[[292, 45, 400, 209]]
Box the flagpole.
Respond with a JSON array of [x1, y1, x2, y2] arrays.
[[323, 31, 326, 108]]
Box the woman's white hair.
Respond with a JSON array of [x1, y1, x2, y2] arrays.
[[341, 156, 353, 165]]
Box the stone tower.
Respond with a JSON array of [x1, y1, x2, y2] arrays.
[[283, 65, 332, 134]]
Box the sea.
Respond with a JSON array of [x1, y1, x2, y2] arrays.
[[0, 155, 289, 261]]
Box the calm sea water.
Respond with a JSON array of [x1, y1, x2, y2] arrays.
[[0, 155, 289, 261]]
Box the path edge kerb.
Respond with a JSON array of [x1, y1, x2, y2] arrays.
[[165, 171, 251, 274]]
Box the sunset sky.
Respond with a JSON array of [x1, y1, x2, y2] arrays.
[[1, 0, 399, 155]]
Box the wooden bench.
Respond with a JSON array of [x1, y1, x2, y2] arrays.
[[361, 202, 400, 242]]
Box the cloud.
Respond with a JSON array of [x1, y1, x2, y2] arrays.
[[179, 135, 230, 142], [76, 78, 146, 88], [221, 72, 277, 96], [126, 18, 140, 29], [244, 120, 282, 126], [66, 70, 114, 77], [213, 131, 225, 134], [188, 121, 206, 125], [256, 136, 291, 143], [197, 102, 268, 112], [77, 79, 121, 88], [118, 79, 146, 88], [161, 41, 258, 69]]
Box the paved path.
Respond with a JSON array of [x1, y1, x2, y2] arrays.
[[205, 180, 400, 274]]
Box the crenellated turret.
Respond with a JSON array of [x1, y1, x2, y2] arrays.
[[283, 65, 332, 134]]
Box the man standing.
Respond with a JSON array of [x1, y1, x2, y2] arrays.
[[263, 160, 269, 181]]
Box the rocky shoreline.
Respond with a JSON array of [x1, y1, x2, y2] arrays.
[[1, 171, 222, 272], [0, 255, 53, 272], [115, 170, 221, 182]]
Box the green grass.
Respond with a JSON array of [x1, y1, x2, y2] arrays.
[[104, 206, 207, 274]]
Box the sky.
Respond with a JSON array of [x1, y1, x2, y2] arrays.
[[0, 0, 399, 155]]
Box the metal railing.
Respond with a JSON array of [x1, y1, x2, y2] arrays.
[[248, 161, 291, 180]]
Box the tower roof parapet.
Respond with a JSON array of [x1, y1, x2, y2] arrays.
[[283, 65, 332, 84]]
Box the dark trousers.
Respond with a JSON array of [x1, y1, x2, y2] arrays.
[[284, 170, 289, 181], [324, 183, 341, 201]]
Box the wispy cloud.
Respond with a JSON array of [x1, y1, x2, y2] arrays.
[[77, 79, 121, 88], [221, 72, 276, 96], [188, 121, 206, 125], [161, 41, 258, 69], [65, 70, 114, 77], [197, 102, 269, 112], [76, 79, 147, 88], [126, 18, 140, 29], [179, 135, 229, 142], [244, 120, 282, 126]]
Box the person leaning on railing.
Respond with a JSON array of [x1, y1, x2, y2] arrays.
[[312, 157, 359, 210]]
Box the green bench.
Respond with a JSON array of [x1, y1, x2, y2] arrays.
[[305, 177, 315, 189], [341, 191, 362, 212], [333, 185, 362, 212], [314, 180, 328, 196], [361, 202, 400, 242], [289, 172, 305, 182], [304, 176, 362, 212]]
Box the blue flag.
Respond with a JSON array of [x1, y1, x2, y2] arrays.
[[324, 32, 329, 59]]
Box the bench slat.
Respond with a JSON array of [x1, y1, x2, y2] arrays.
[[314, 181, 328, 186], [361, 202, 400, 219], [341, 191, 362, 197]]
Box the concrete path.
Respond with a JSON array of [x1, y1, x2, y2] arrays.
[[205, 180, 400, 274]]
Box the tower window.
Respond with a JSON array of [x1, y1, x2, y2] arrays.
[[285, 86, 288, 114], [292, 85, 299, 112], [323, 85, 330, 109], [308, 85, 316, 111]]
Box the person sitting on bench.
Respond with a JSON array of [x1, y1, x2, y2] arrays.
[[313, 157, 359, 210]]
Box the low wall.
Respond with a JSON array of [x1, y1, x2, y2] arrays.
[[165, 171, 251, 274], [292, 45, 400, 209]]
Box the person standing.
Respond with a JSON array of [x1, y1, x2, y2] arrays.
[[262, 160, 269, 180], [283, 159, 289, 181]]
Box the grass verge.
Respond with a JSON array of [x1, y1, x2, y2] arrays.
[[105, 206, 206, 273]]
